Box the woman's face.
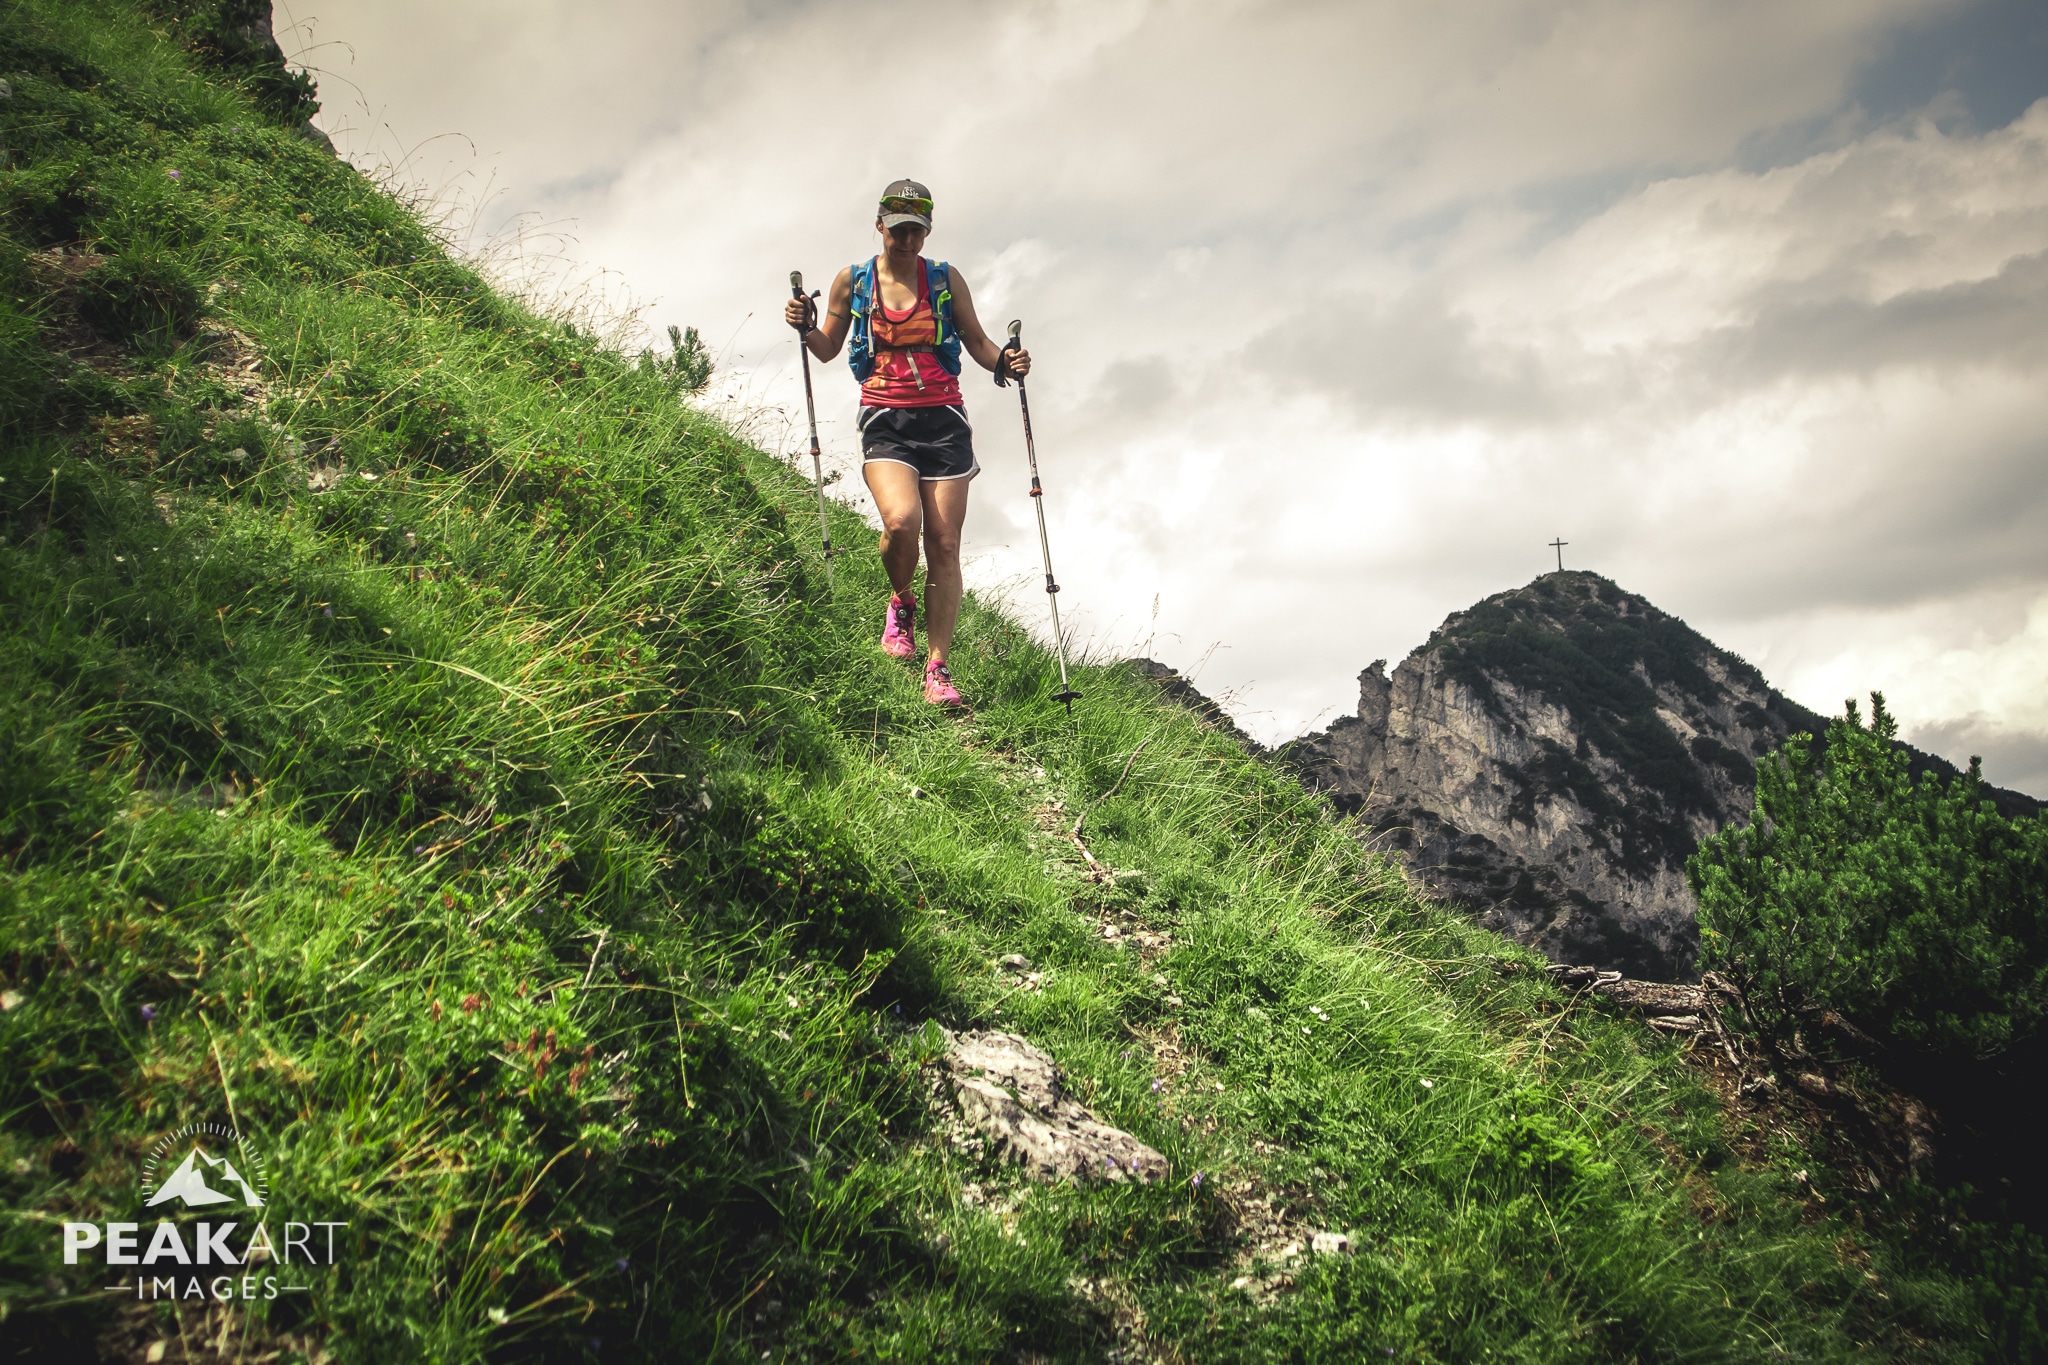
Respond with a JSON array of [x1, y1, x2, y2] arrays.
[[879, 221, 928, 254]]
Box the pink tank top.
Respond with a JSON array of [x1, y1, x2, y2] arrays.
[[861, 259, 964, 408]]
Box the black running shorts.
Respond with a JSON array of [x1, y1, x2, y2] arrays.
[[859, 404, 979, 482]]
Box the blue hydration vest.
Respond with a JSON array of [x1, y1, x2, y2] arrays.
[[847, 256, 961, 383]]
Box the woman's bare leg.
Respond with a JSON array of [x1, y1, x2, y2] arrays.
[[920, 476, 972, 665], [862, 461, 924, 595]]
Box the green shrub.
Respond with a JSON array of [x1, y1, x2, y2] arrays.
[[1464, 1099, 1614, 1191], [1690, 693, 2048, 1055], [727, 799, 910, 962], [72, 248, 201, 345], [637, 323, 714, 393]]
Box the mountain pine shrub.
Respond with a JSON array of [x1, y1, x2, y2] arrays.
[[1690, 693, 2048, 1055]]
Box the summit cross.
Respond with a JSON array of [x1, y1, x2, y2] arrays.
[[1549, 538, 1568, 572]]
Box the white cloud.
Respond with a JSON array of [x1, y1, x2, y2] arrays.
[[1717, 585, 2048, 795]]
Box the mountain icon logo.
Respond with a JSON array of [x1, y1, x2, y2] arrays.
[[140, 1122, 268, 1211]]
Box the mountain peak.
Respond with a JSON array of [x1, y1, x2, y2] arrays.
[[1284, 574, 2035, 979]]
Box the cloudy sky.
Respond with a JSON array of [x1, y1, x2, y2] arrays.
[[284, 0, 2048, 795]]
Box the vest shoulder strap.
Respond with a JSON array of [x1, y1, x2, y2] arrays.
[[926, 259, 951, 338], [848, 258, 879, 381]]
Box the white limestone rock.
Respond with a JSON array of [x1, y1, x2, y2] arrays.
[[942, 1031, 1168, 1184]]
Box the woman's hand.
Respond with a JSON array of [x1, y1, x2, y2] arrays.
[[1002, 346, 1032, 380], [786, 271, 851, 361]]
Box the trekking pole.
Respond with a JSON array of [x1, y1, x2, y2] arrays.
[[790, 270, 834, 590], [997, 319, 1080, 715]]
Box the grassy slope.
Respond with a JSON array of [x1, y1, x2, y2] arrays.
[[0, 3, 1997, 1360]]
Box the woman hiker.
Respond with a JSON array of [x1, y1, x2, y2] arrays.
[[785, 178, 1030, 707]]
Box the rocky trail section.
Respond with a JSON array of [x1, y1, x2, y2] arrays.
[[919, 738, 1360, 1349]]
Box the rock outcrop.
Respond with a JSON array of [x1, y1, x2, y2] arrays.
[[1127, 658, 1267, 755], [152, 0, 333, 151], [941, 1031, 1168, 1184], [1278, 572, 2038, 979]]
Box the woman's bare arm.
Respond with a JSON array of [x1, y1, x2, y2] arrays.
[[784, 266, 855, 362], [947, 270, 1031, 379]]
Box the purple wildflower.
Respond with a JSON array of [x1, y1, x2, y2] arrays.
[[1151, 1079, 1161, 1092], [167, 169, 180, 179], [322, 606, 333, 617], [414, 845, 427, 855], [139, 1004, 157, 1022], [614, 1256, 630, 1272], [1192, 1171, 1203, 1188]]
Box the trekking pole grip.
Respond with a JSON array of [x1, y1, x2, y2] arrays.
[[789, 270, 817, 330], [996, 318, 1022, 387]]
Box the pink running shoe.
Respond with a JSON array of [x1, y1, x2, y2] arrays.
[[880, 592, 916, 659], [923, 659, 965, 708]]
